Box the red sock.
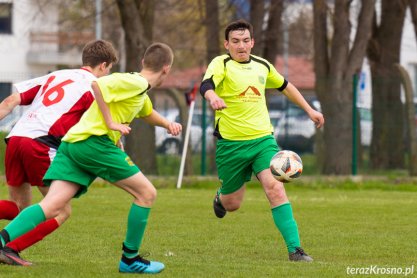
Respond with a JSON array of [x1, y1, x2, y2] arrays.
[[6, 218, 60, 252], [0, 200, 20, 220]]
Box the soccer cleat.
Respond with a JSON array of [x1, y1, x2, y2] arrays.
[[288, 247, 313, 262], [119, 254, 164, 274], [0, 246, 32, 266], [213, 192, 226, 218]]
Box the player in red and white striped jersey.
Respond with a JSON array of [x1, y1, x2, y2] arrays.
[[0, 40, 118, 265]]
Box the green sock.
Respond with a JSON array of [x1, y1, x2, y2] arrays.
[[271, 202, 301, 253], [1, 204, 46, 243], [123, 203, 151, 258]]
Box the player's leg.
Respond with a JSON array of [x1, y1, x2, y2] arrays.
[[258, 170, 312, 261], [0, 137, 31, 220], [0, 184, 31, 220], [0, 181, 78, 247], [4, 140, 70, 254], [113, 172, 164, 274], [5, 186, 71, 254], [61, 135, 164, 273], [213, 138, 253, 218], [254, 135, 312, 262], [216, 186, 246, 212], [8, 183, 32, 211], [0, 181, 78, 266]]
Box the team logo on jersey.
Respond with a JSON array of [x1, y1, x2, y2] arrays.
[[125, 156, 135, 166], [237, 86, 262, 103], [258, 76, 265, 84]]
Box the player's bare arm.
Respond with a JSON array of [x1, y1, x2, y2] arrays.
[[92, 81, 131, 135], [282, 82, 324, 128], [142, 110, 182, 136], [0, 93, 21, 120], [205, 90, 227, 111]]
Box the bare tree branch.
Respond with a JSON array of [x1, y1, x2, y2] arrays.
[[329, 0, 350, 79], [264, 0, 283, 63], [313, 0, 329, 79], [346, 0, 375, 76]]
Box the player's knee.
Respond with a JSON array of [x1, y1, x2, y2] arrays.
[[133, 186, 157, 206], [266, 181, 287, 201]]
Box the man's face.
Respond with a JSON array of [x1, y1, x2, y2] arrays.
[[224, 29, 254, 62]]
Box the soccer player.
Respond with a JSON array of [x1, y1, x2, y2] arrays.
[[0, 42, 181, 274], [200, 19, 324, 262], [0, 39, 118, 265]]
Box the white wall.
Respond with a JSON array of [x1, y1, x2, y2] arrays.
[[0, 0, 59, 84]]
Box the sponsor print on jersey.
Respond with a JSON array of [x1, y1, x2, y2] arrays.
[[237, 86, 262, 103]]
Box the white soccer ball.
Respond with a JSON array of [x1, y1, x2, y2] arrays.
[[270, 150, 303, 182]]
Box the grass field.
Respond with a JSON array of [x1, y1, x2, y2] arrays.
[[0, 178, 417, 277]]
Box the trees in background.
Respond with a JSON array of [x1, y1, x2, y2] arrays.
[[54, 0, 417, 175], [313, 0, 375, 174], [367, 0, 408, 171]]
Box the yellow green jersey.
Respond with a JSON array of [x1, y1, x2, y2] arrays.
[[63, 72, 153, 144], [202, 54, 287, 140]]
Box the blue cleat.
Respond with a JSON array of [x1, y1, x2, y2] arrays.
[[119, 254, 164, 274]]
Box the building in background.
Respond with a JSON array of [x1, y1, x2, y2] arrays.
[[0, 0, 93, 129]]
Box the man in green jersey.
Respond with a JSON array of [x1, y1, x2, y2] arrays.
[[0, 43, 181, 274], [200, 19, 324, 262]]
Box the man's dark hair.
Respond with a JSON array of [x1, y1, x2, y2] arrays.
[[82, 40, 118, 67], [224, 19, 254, 41]]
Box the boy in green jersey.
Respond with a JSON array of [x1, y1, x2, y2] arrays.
[[0, 43, 181, 274], [200, 19, 324, 262]]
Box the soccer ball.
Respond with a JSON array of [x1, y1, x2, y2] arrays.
[[270, 150, 303, 182]]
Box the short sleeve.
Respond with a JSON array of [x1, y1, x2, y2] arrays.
[[14, 75, 48, 105], [202, 56, 226, 88], [136, 95, 153, 118], [266, 64, 286, 91]]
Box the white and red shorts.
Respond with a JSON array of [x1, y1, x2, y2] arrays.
[[5, 136, 56, 187]]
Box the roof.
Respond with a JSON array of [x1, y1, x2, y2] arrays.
[[161, 55, 315, 90], [274, 56, 315, 90]]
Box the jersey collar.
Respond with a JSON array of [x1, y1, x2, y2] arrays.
[[227, 53, 252, 64], [80, 67, 92, 73]]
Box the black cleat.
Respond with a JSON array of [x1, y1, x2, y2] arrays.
[[0, 246, 32, 266], [289, 247, 313, 262], [213, 193, 226, 218]]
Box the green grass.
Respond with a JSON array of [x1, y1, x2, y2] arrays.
[[1, 180, 417, 277]]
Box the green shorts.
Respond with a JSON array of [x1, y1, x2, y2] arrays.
[[43, 135, 140, 198], [216, 135, 279, 195]]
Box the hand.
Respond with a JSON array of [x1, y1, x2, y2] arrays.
[[308, 110, 325, 128], [108, 122, 131, 135], [206, 91, 227, 111], [167, 122, 182, 136]]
